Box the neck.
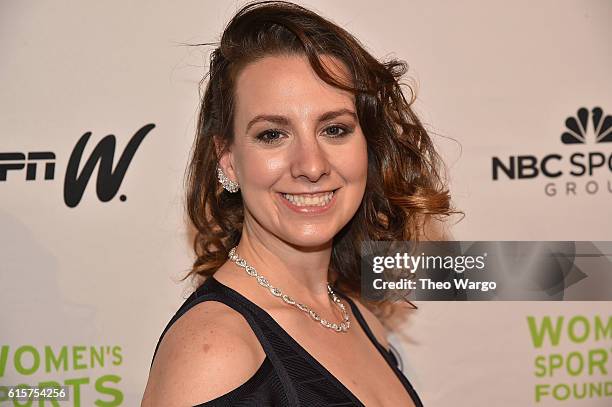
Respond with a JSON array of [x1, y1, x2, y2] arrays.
[[233, 217, 333, 304]]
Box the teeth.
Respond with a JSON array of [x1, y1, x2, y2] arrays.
[[282, 191, 334, 207]]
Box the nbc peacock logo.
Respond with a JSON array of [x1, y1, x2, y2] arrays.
[[561, 107, 612, 145], [491, 107, 612, 197]]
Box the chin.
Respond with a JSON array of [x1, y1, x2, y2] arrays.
[[282, 232, 335, 251]]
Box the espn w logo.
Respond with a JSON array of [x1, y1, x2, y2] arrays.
[[0, 124, 154, 207]]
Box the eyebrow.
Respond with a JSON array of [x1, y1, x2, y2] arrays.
[[245, 108, 357, 132]]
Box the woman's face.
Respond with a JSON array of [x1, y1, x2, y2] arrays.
[[221, 54, 368, 248]]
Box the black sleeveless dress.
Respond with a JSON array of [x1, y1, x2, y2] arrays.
[[150, 277, 424, 406]]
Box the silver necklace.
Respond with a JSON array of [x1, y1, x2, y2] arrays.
[[228, 246, 351, 333]]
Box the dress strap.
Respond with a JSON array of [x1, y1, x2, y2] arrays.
[[335, 291, 424, 407], [333, 290, 389, 353], [150, 277, 301, 405]]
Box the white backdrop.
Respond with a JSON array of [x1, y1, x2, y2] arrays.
[[1, 1, 611, 406]]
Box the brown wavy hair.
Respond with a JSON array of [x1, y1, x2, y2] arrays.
[[182, 0, 458, 301]]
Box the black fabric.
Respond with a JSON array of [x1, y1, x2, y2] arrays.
[[150, 277, 424, 407]]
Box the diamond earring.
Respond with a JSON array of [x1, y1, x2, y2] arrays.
[[217, 166, 240, 193]]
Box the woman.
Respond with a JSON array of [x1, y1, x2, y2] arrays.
[[143, 1, 453, 405]]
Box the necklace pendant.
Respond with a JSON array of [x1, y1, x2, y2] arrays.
[[228, 246, 350, 333]]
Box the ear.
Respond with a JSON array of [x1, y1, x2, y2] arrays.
[[214, 135, 239, 183]]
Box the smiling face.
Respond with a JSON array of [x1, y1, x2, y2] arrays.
[[219, 54, 368, 249]]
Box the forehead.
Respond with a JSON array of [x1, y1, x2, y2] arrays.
[[233, 54, 355, 123]]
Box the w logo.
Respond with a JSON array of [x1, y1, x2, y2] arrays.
[[561, 107, 612, 144], [64, 124, 155, 207]]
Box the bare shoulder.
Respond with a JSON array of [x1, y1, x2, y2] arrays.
[[347, 295, 391, 350], [142, 300, 266, 407]]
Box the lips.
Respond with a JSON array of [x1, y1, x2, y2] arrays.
[[281, 191, 334, 206], [277, 188, 339, 212]]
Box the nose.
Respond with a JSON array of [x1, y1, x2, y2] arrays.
[[289, 134, 331, 183]]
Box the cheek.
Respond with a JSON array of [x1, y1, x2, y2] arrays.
[[357, 143, 369, 181], [338, 135, 369, 184], [235, 151, 285, 189]]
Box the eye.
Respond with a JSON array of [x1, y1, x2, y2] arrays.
[[323, 125, 352, 138], [255, 125, 353, 144], [255, 129, 285, 144]]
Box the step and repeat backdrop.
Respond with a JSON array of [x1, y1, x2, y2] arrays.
[[1, 1, 610, 406]]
